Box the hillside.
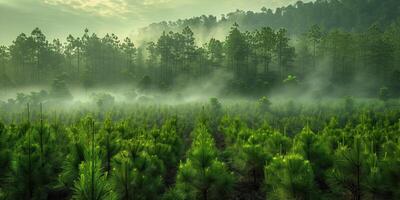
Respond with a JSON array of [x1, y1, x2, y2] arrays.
[[137, 0, 400, 44]]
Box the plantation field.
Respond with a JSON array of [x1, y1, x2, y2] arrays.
[[2, 0, 400, 199], [0, 98, 399, 200]]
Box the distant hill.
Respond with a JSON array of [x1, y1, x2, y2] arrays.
[[136, 0, 400, 44]]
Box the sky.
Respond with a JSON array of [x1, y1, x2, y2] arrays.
[[0, 0, 305, 45]]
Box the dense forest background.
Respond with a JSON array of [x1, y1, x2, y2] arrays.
[[0, 0, 399, 100], [138, 0, 400, 42]]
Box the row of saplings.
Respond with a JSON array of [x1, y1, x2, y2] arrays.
[[0, 115, 399, 200]]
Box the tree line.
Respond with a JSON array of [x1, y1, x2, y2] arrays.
[[137, 0, 400, 43], [0, 20, 399, 97]]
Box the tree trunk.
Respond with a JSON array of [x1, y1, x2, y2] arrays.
[[77, 48, 80, 75], [202, 188, 208, 200]]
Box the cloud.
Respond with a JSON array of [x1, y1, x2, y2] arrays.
[[142, 0, 173, 6], [43, 0, 129, 17], [41, 0, 306, 18], [0, 0, 314, 44]]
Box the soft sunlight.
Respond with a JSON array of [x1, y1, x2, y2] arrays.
[[43, 0, 129, 17], [0, 0, 399, 199]]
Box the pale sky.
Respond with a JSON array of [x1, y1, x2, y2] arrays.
[[0, 0, 306, 45]]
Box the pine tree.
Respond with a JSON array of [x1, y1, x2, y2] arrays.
[[255, 27, 276, 74], [73, 159, 116, 200], [174, 123, 234, 200], [293, 126, 332, 192], [328, 136, 371, 200], [73, 120, 116, 200], [265, 154, 316, 200]]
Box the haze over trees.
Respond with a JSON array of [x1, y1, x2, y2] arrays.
[[1, 0, 400, 200], [138, 0, 400, 42], [0, 21, 399, 98], [0, 1, 399, 99]]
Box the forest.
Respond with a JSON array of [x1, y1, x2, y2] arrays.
[[138, 0, 400, 42], [1, 21, 400, 99], [0, 0, 399, 100], [0, 0, 400, 199]]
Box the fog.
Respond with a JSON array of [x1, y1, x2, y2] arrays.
[[0, 69, 389, 112]]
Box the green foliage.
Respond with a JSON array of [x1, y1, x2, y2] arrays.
[[0, 122, 10, 180], [225, 23, 250, 80], [257, 96, 271, 112], [111, 150, 165, 200], [175, 123, 234, 200], [151, 119, 184, 168], [379, 141, 400, 198], [0, 100, 400, 199], [225, 127, 272, 197], [264, 131, 292, 156], [98, 118, 120, 174], [0, 122, 10, 199], [58, 141, 86, 190], [275, 28, 295, 79], [283, 75, 297, 84], [1, 14, 400, 96], [265, 154, 316, 200], [255, 27, 276, 73], [328, 136, 372, 200], [7, 125, 61, 200], [293, 126, 332, 191], [73, 160, 116, 200], [110, 151, 135, 200]]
